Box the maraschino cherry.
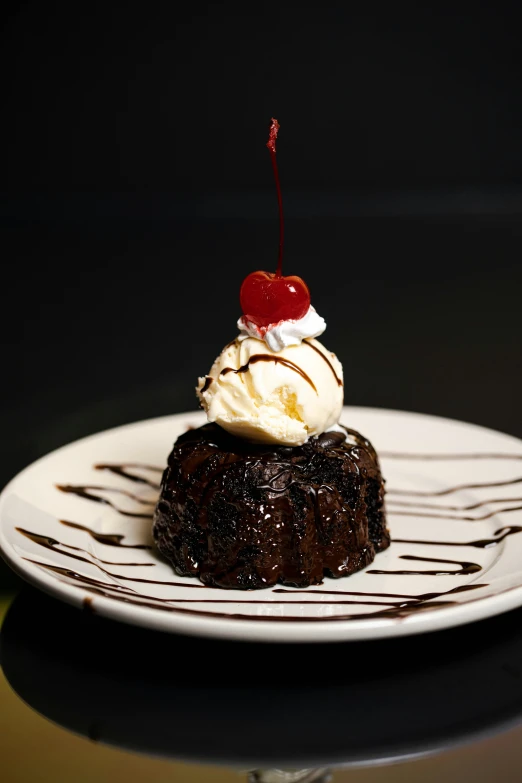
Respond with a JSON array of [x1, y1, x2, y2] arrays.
[[240, 118, 310, 329]]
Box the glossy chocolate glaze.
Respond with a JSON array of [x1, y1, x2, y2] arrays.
[[220, 354, 318, 393], [153, 422, 388, 589]]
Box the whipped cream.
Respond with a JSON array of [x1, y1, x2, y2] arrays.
[[197, 336, 343, 446], [237, 305, 326, 352]]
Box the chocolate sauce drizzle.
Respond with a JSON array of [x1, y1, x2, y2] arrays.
[[201, 376, 213, 393], [394, 526, 522, 549], [273, 584, 485, 599], [60, 519, 152, 549], [387, 496, 522, 512], [388, 476, 522, 498], [303, 340, 343, 386], [16, 528, 153, 567], [24, 549, 203, 587], [56, 484, 154, 518], [24, 556, 488, 622], [94, 463, 161, 488], [381, 451, 522, 461], [387, 505, 522, 522], [368, 555, 482, 576], [220, 354, 318, 393], [25, 560, 141, 595]]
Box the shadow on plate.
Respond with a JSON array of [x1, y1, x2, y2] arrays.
[[2, 587, 522, 769]]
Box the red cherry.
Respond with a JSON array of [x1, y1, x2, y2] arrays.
[[240, 270, 311, 328], [239, 121, 312, 328]]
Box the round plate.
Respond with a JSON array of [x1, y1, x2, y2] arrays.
[[1, 407, 522, 643]]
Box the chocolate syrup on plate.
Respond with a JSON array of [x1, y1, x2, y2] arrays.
[[94, 463, 161, 488], [60, 519, 152, 548], [388, 476, 522, 498], [387, 505, 522, 522], [368, 554, 482, 576], [25, 556, 486, 622], [394, 526, 522, 549], [56, 484, 154, 518], [387, 496, 522, 512], [24, 555, 204, 589], [381, 451, 522, 461], [16, 528, 152, 567]]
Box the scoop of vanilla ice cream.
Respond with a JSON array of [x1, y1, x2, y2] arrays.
[[196, 337, 343, 446]]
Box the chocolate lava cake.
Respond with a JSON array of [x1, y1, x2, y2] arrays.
[[153, 423, 388, 589]]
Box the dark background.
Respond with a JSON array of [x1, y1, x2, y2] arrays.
[[1, 0, 521, 512]]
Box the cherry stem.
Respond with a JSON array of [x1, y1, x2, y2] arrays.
[[266, 118, 284, 278]]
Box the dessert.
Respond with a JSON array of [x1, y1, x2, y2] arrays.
[[153, 119, 389, 589]]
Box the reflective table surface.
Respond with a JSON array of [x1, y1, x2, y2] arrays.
[[2, 572, 522, 783]]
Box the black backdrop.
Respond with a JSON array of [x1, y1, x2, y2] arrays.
[[4, 2, 522, 191], [1, 1, 522, 506]]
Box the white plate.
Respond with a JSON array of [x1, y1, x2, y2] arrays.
[[1, 407, 522, 643]]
